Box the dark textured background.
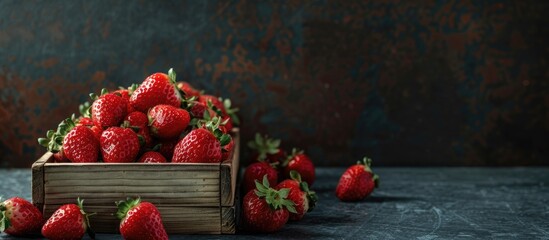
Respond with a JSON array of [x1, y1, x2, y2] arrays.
[[0, 0, 548, 168]]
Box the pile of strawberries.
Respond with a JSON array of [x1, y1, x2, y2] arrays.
[[0, 197, 168, 240], [242, 134, 316, 232], [38, 68, 239, 164]]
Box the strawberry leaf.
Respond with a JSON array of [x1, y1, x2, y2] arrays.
[[219, 134, 231, 147], [0, 207, 10, 232]]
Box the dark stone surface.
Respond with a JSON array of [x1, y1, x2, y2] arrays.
[[1, 167, 548, 239], [0, 1, 548, 168]]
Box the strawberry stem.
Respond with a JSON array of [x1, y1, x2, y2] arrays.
[[76, 198, 95, 240], [115, 197, 141, 220], [247, 133, 282, 161]]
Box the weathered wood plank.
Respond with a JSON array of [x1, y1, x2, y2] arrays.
[[45, 178, 219, 187], [44, 171, 219, 180], [31, 152, 52, 211], [44, 185, 220, 194], [221, 206, 236, 234]]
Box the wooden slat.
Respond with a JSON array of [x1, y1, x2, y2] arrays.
[[45, 185, 219, 194], [221, 206, 236, 234], [44, 198, 219, 206], [220, 128, 240, 207], [44, 163, 219, 171], [44, 171, 218, 180], [31, 152, 52, 211], [45, 178, 219, 187]]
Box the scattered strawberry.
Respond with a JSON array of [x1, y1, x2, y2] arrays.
[[248, 133, 286, 164], [100, 126, 140, 163], [138, 151, 168, 163], [41, 198, 94, 240], [0, 197, 43, 236], [91, 89, 128, 128], [242, 161, 278, 194], [148, 104, 190, 139], [221, 137, 235, 161], [282, 149, 315, 186], [336, 157, 379, 202], [275, 171, 318, 221], [116, 198, 168, 240], [172, 117, 231, 163], [243, 175, 296, 233], [130, 68, 181, 113], [177, 81, 201, 98], [39, 118, 99, 163]]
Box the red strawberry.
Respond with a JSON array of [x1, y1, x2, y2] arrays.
[[0, 197, 43, 236], [41, 198, 94, 240], [91, 90, 128, 128], [138, 151, 167, 163], [243, 161, 278, 194], [130, 68, 181, 113], [124, 111, 153, 148], [221, 138, 235, 161], [177, 81, 201, 98], [275, 171, 318, 221], [248, 133, 286, 164], [52, 148, 69, 163], [38, 118, 99, 163], [172, 117, 231, 163], [114, 83, 138, 113], [89, 125, 103, 142], [243, 176, 296, 233], [148, 105, 190, 139], [116, 198, 168, 240], [282, 149, 315, 186], [157, 138, 178, 161], [100, 127, 140, 163], [63, 125, 100, 163], [336, 157, 379, 202], [198, 95, 226, 116], [76, 117, 93, 126]]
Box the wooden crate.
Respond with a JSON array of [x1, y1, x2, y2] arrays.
[[32, 129, 240, 234]]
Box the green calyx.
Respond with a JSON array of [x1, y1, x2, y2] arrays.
[[115, 197, 141, 220], [358, 156, 379, 188], [0, 198, 9, 232], [37, 118, 77, 153], [289, 170, 318, 212], [76, 198, 96, 239], [197, 116, 231, 147], [254, 175, 297, 213], [222, 98, 240, 125], [247, 133, 282, 161], [79, 101, 91, 118], [89, 88, 109, 100]]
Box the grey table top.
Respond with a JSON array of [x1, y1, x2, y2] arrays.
[[1, 167, 548, 240]]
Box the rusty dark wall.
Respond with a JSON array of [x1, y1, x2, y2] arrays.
[[0, 0, 548, 167]]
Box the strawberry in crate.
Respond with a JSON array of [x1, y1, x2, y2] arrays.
[[37, 68, 240, 164]]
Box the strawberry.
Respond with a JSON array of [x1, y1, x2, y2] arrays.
[[0, 197, 43, 236], [148, 104, 190, 139], [222, 98, 240, 129], [177, 81, 201, 98], [130, 68, 182, 113], [116, 198, 168, 240], [91, 89, 128, 129], [41, 198, 94, 240], [89, 125, 103, 142], [172, 117, 231, 163], [52, 148, 69, 163], [275, 171, 318, 221], [243, 176, 296, 233], [221, 138, 235, 161], [114, 83, 138, 113], [242, 161, 278, 194], [282, 149, 315, 186], [138, 151, 167, 163], [124, 111, 153, 148], [38, 118, 99, 163], [248, 133, 286, 164], [76, 117, 93, 126], [100, 127, 140, 163], [336, 157, 379, 202]]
